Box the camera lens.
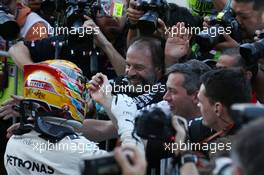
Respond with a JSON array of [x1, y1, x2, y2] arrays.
[[0, 10, 20, 40], [240, 39, 264, 63], [196, 25, 223, 52], [137, 11, 158, 35]]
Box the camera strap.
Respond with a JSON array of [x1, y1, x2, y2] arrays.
[[200, 123, 234, 143]]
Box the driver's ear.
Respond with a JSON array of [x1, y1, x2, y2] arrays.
[[214, 102, 223, 117]]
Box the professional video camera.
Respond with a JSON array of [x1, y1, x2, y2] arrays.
[[0, 5, 20, 40], [196, 7, 241, 52], [134, 107, 176, 141], [136, 0, 168, 35], [240, 29, 264, 65], [38, 0, 65, 26], [65, 0, 98, 50], [231, 103, 264, 129], [50, 0, 100, 73]]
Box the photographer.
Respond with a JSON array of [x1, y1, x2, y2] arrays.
[[233, 0, 264, 40], [0, 0, 50, 41], [127, 2, 201, 65], [126, 0, 169, 43], [8, 15, 126, 78], [193, 0, 264, 59], [208, 0, 264, 50]]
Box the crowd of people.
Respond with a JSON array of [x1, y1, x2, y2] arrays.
[[1, 0, 264, 174]]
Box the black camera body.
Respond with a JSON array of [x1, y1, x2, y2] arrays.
[[196, 8, 241, 52], [0, 5, 20, 40], [136, 0, 168, 35], [134, 107, 176, 141], [83, 152, 121, 175], [231, 103, 264, 129], [65, 0, 96, 50], [240, 30, 264, 65], [66, 0, 96, 26], [82, 151, 133, 175]]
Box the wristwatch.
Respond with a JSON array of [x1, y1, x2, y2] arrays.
[[181, 153, 198, 165]]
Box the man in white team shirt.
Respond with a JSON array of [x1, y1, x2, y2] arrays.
[[4, 60, 144, 175]]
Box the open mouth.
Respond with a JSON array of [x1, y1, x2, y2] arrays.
[[129, 79, 141, 86]]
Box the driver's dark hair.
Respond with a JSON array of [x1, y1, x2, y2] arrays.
[[201, 69, 251, 112]]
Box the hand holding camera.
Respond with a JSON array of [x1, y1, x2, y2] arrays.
[[83, 144, 146, 175], [127, 0, 144, 25], [126, 0, 168, 35], [134, 107, 188, 143], [196, 8, 241, 52], [114, 144, 147, 175], [214, 32, 239, 50], [240, 29, 264, 65], [134, 107, 176, 141], [171, 115, 188, 156]]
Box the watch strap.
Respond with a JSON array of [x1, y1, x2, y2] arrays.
[[181, 153, 198, 165]]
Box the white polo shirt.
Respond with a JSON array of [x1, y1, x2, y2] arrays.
[[4, 130, 106, 175]]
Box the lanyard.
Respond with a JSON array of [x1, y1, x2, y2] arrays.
[[200, 123, 234, 143]]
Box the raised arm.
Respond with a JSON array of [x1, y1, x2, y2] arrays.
[[8, 41, 33, 70]]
